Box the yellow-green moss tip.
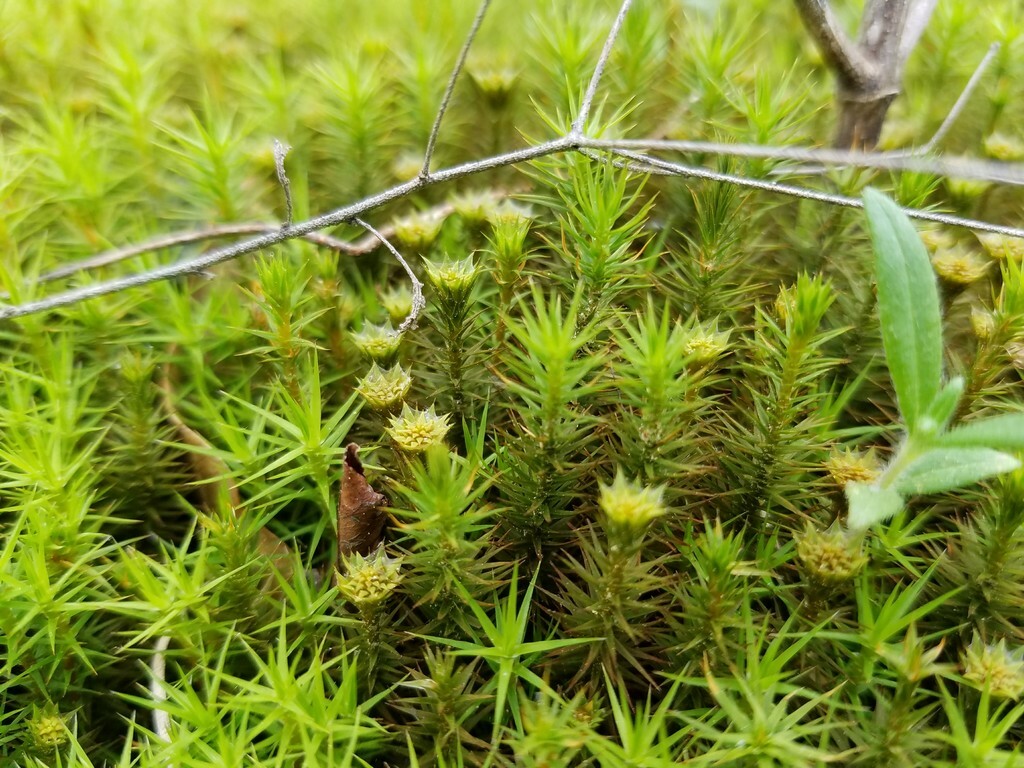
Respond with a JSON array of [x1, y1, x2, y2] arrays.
[[971, 307, 996, 341], [599, 471, 667, 531], [391, 153, 424, 183], [395, 212, 444, 252], [452, 189, 501, 226], [352, 321, 403, 363], [337, 549, 403, 607], [919, 228, 956, 254], [27, 708, 69, 752], [977, 233, 1024, 262], [387, 405, 452, 452], [931, 247, 990, 286], [796, 525, 867, 585], [380, 286, 414, 323], [469, 66, 518, 109], [683, 324, 731, 365], [424, 255, 479, 296], [824, 447, 881, 486], [946, 177, 990, 203], [984, 133, 1024, 162], [963, 638, 1024, 699], [357, 363, 412, 411]]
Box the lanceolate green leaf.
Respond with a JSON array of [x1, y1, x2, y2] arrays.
[[940, 413, 1024, 451], [923, 376, 964, 434], [863, 188, 943, 433], [893, 447, 1021, 495]]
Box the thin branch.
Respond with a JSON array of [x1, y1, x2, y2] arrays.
[[914, 43, 1000, 155], [858, 0, 908, 65], [6, 130, 1024, 320], [354, 217, 424, 333], [22, 192, 518, 297], [0, 139, 570, 320], [28, 198, 486, 289], [792, 0, 877, 89], [898, 0, 938, 68], [580, 137, 1024, 185], [571, 0, 635, 135], [421, 0, 493, 179], [23, 225, 358, 289], [273, 139, 293, 228], [586, 146, 1024, 239]]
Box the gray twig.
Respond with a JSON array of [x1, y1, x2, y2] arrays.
[[23, 198, 490, 291], [913, 42, 1000, 155], [21, 225, 357, 290], [421, 0, 493, 179], [273, 139, 293, 228], [0, 139, 571, 320], [898, 0, 939, 68], [5, 128, 1024, 320], [580, 137, 1024, 185], [792, 0, 877, 89], [586, 145, 1024, 239], [571, 0, 635, 135], [354, 217, 425, 333]]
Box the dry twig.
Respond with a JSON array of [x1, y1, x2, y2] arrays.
[[3, 0, 1022, 323]]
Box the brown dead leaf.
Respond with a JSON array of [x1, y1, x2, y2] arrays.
[[337, 442, 388, 562]]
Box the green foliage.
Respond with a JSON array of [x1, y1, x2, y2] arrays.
[[845, 191, 1024, 533], [2, 0, 1024, 765]]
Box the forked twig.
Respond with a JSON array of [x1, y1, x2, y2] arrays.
[[421, 0, 494, 178], [3, 0, 1022, 322], [0, 140, 571, 320], [792, 0, 877, 90], [587, 145, 1024, 238]]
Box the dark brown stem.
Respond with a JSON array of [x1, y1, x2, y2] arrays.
[[794, 0, 936, 149]]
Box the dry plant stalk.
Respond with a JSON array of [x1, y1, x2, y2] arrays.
[[158, 351, 293, 582]]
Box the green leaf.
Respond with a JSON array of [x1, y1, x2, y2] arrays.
[[923, 376, 964, 434], [893, 447, 1020, 495], [846, 481, 904, 532], [941, 413, 1024, 451], [863, 188, 943, 432]]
